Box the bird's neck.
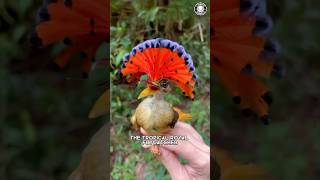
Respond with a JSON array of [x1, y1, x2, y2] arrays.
[[153, 91, 164, 100]]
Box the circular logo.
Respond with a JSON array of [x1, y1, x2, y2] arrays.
[[194, 2, 207, 16]]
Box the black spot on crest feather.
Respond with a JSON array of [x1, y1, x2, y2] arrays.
[[262, 91, 273, 105], [38, 7, 50, 22], [233, 96, 241, 104], [64, 0, 72, 7], [242, 108, 253, 117], [261, 115, 271, 125], [63, 37, 72, 45], [30, 31, 43, 48]]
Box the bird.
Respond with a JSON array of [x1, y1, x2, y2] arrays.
[[117, 38, 197, 155], [31, 0, 109, 78], [212, 0, 283, 124], [131, 78, 192, 135]]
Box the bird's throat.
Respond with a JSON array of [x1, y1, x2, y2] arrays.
[[153, 91, 165, 100]]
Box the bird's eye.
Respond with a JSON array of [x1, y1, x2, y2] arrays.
[[159, 79, 169, 89]]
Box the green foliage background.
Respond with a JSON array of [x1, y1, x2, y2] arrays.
[[110, 0, 210, 179]]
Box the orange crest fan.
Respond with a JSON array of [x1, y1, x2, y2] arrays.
[[212, 0, 283, 124], [118, 38, 198, 100], [31, 0, 109, 78]]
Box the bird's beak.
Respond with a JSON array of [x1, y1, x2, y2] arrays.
[[138, 86, 159, 99]]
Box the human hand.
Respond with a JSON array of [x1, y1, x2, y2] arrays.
[[141, 121, 210, 180]]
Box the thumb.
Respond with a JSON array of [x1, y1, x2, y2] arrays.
[[158, 147, 190, 180]]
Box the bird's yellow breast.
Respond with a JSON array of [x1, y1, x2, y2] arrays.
[[132, 96, 175, 134]]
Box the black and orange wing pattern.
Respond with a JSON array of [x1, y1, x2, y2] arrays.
[[31, 0, 109, 77], [212, 0, 282, 124]]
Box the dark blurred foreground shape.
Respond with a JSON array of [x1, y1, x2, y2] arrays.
[[68, 123, 109, 180], [213, 0, 320, 179], [1, 0, 108, 179]]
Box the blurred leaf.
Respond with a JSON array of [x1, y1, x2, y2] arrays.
[[20, 110, 36, 143], [138, 7, 159, 22], [88, 90, 109, 119], [68, 124, 108, 180], [16, 0, 32, 17]]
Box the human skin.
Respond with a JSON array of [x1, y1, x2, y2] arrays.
[[141, 121, 210, 180]]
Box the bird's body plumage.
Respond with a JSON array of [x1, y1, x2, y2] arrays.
[[131, 93, 178, 135]]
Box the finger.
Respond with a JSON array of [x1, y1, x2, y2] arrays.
[[141, 122, 204, 145], [167, 121, 209, 154], [170, 122, 209, 153], [140, 127, 148, 135], [168, 121, 204, 143], [141, 124, 208, 154], [161, 136, 210, 166], [141, 125, 210, 166], [140, 128, 153, 148], [158, 147, 190, 180], [142, 143, 151, 149]]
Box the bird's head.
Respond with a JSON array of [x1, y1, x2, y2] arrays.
[[138, 78, 171, 99]]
